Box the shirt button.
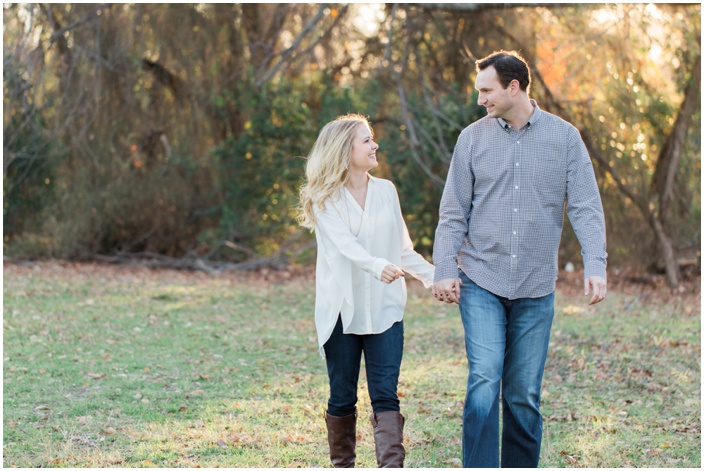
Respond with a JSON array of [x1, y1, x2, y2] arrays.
[[512, 255, 517, 258], [517, 141, 520, 145], [514, 208, 518, 212], [513, 231, 517, 235], [515, 185, 519, 189], [515, 162, 520, 166]]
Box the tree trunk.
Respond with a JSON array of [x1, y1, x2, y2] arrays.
[[650, 216, 680, 288], [653, 53, 701, 218], [649, 52, 700, 288]]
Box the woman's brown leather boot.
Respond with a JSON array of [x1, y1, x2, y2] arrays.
[[325, 410, 357, 468], [370, 411, 405, 468]]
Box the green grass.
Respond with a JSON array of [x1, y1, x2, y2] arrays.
[[3, 263, 700, 467]]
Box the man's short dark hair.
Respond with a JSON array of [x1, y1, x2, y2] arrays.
[[476, 50, 531, 92]]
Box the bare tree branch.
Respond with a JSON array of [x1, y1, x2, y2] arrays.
[[48, 4, 111, 44], [396, 82, 446, 188], [411, 3, 572, 12], [420, 85, 453, 162], [255, 4, 328, 87], [287, 4, 349, 71], [92, 231, 316, 274], [40, 4, 73, 69], [386, 5, 447, 188]]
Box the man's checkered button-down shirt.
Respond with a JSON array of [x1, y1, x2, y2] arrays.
[[433, 101, 607, 300]]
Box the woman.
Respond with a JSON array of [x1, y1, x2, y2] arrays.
[[298, 114, 434, 468]]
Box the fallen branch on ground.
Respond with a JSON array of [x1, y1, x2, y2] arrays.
[[92, 240, 316, 275]]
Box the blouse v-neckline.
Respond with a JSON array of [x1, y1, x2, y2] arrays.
[[343, 178, 372, 214]]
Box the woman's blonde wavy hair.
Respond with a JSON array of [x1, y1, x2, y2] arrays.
[[298, 114, 372, 230]]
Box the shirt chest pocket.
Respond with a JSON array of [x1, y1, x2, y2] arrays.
[[532, 157, 567, 208]]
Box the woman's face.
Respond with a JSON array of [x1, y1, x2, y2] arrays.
[[348, 123, 379, 173]]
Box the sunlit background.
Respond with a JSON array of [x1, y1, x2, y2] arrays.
[[3, 3, 701, 287]]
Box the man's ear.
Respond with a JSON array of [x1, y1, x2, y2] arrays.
[[509, 79, 521, 96]]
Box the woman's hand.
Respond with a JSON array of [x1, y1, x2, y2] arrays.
[[381, 264, 404, 284], [432, 278, 462, 304]]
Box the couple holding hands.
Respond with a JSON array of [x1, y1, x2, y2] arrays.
[[298, 51, 607, 468]]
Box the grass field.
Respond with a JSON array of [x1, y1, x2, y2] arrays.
[[3, 261, 701, 468]]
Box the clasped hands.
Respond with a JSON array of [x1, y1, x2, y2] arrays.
[[432, 278, 462, 304], [381, 267, 461, 304]]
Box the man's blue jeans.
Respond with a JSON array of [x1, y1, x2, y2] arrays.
[[458, 271, 555, 468], [323, 316, 404, 417]]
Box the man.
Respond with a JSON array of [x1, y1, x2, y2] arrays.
[[432, 50, 607, 468]]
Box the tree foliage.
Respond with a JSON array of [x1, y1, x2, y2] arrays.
[[3, 3, 700, 285]]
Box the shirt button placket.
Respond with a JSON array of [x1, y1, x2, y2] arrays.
[[510, 136, 521, 285], [363, 214, 372, 330]]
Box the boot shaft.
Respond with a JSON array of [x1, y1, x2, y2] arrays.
[[325, 410, 357, 468], [371, 411, 405, 468]]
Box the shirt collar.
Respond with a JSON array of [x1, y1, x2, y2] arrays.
[[498, 99, 543, 131]]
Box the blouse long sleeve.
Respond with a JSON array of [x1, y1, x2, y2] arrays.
[[313, 199, 391, 280], [312, 176, 434, 358], [391, 185, 435, 288]]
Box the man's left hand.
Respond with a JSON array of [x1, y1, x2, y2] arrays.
[[585, 276, 607, 305]]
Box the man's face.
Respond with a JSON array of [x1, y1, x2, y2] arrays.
[[475, 66, 513, 119]]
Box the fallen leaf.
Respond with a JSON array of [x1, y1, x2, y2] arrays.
[[301, 405, 317, 418]]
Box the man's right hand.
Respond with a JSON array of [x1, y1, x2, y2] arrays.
[[433, 278, 462, 304]]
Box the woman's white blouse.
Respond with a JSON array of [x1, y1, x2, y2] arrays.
[[312, 176, 435, 358]]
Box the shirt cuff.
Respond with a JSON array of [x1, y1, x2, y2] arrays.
[[372, 258, 391, 280], [583, 259, 607, 280], [421, 268, 436, 289], [434, 264, 460, 283]]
